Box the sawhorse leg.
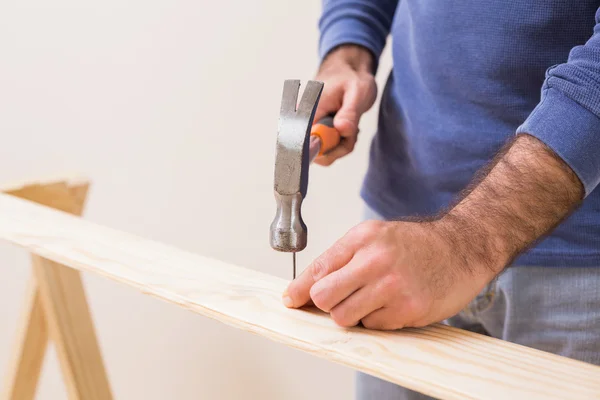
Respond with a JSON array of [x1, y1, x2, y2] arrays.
[[1, 178, 113, 400]]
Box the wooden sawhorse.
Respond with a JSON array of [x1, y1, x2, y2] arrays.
[[1, 177, 112, 400]]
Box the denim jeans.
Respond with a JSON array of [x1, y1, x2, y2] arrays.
[[356, 205, 600, 400]]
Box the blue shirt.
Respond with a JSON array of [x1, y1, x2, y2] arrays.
[[319, 1, 600, 267]]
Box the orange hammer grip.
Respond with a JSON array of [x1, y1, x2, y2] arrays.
[[310, 115, 340, 155]]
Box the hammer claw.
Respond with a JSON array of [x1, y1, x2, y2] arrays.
[[280, 79, 301, 116], [297, 80, 324, 121]]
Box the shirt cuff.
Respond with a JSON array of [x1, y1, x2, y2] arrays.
[[516, 87, 600, 197], [319, 18, 385, 72]]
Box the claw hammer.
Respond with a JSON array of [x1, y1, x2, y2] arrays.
[[269, 80, 341, 279]]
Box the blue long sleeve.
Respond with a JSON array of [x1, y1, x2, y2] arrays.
[[321, 1, 600, 266], [517, 8, 600, 196], [318, 0, 399, 67]]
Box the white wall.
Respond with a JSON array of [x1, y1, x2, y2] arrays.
[[0, 1, 391, 398]]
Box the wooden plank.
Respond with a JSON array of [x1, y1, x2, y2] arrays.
[[1, 179, 112, 400], [0, 193, 598, 400]]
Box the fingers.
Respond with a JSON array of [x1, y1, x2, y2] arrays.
[[313, 87, 359, 166], [313, 80, 375, 166], [360, 308, 400, 331], [329, 284, 387, 327], [334, 84, 362, 137], [313, 82, 343, 125], [309, 254, 373, 312], [313, 135, 357, 166], [335, 78, 376, 136], [283, 236, 356, 309]]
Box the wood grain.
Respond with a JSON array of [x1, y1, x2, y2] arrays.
[[0, 192, 598, 400], [1, 179, 113, 400]]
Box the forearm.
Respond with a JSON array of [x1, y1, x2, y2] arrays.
[[440, 134, 584, 275]]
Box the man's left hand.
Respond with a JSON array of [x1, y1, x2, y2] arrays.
[[282, 218, 498, 330], [282, 134, 584, 331]]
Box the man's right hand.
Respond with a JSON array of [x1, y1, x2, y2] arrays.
[[313, 45, 378, 166]]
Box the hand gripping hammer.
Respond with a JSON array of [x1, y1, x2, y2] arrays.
[[270, 80, 341, 279]]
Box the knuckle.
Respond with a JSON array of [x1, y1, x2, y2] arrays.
[[356, 77, 372, 92], [350, 220, 383, 240], [404, 297, 428, 318], [310, 258, 329, 281], [329, 240, 350, 262], [368, 247, 395, 267], [315, 73, 341, 88], [342, 109, 359, 122], [366, 219, 386, 230], [380, 273, 401, 292], [354, 76, 376, 100], [330, 80, 345, 92]]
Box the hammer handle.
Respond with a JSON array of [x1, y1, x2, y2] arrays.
[[310, 115, 341, 156]]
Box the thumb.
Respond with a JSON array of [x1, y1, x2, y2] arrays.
[[313, 104, 331, 126], [333, 85, 362, 138], [313, 84, 343, 124]]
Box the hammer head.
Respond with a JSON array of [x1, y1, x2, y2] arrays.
[[270, 80, 323, 253]]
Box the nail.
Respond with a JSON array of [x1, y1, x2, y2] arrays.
[[282, 291, 294, 308]]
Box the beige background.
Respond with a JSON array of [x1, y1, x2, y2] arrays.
[[0, 1, 392, 398]]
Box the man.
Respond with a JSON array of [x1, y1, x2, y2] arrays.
[[281, 1, 600, 399]]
